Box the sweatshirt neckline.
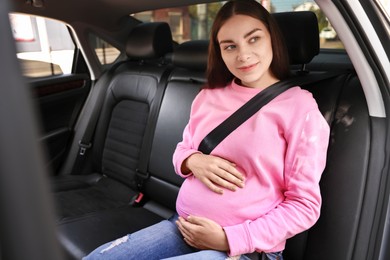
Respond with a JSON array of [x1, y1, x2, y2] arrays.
[[230, 79, 264, 94]]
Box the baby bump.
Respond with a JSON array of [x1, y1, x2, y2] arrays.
[[176, 176, 282, 227]]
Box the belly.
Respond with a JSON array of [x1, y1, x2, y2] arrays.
[[176, 175, 283, 227]]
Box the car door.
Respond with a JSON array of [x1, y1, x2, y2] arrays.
[[10, 13, 92, 174], [31, 68, 91, 174]]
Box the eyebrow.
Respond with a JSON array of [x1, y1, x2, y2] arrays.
[[219, 28, 262, 45]]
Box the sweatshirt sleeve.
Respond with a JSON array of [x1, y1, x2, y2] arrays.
[[172, 122, 201, 177], [172, 91, 204, 178], [224, 109, 330, 255]]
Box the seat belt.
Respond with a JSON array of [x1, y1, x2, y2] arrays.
[[129, 67, 173, 206], [59, 62, 124, 175], [198, 70, 345, 154], [135, 67, 173, 190]]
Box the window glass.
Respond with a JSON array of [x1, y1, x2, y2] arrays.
[[9, 13, 75, 77], [133, 3, 223, 43], [133, 0, 343, 49], [89, 34, 121, 65], [169, 12, 184, 42]]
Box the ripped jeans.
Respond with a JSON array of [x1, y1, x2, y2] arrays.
[[83, 215, 283, 260]]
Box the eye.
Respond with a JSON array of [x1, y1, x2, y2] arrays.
[[249, 36, 260, 43], [223, 44, 236, 51]]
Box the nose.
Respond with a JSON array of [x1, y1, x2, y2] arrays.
[[237, 48, 251, 62]]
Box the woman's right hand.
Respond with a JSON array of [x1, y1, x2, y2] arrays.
[[182, 153, 245, 194]]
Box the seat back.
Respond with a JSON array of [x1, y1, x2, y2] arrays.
[[90, 22, 173, 189], [274, 12, 371, 260], [143, 40, 209, 217], [302, 75, 370, 260]]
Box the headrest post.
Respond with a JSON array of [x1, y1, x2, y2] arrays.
[[296, 63, 310, 76], [301, 63, 307, 72]]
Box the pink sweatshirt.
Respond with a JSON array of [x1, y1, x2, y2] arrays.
[[172, 80, 330, 255]]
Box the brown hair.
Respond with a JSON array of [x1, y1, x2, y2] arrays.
[[206, 0, 290, 88]]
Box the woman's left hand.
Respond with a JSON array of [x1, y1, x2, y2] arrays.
[[176, 215, 229, 251]]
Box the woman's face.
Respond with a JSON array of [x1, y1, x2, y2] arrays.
[[217, 14, 277, 89]]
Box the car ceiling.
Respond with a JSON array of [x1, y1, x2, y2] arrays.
[[9, 0, 217, 30]]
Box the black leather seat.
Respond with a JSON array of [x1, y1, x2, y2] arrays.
[[56, 33, 209, 260], [53, 22, 173, 222]]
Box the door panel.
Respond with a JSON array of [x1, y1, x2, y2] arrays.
[[31, 74, 91, 174]]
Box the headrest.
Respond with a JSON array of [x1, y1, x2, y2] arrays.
[[126, 22, 173, 59], [171, 40, 209, 71], [272, 11, 319, 65]]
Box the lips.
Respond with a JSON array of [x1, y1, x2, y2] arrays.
[[238, 62, 258, 72]]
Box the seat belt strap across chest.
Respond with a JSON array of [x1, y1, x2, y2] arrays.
[[198, 70, 344, 154]]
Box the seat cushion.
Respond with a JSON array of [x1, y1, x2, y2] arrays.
[[58, 206, 164, 259], [54, 177, 137, 221]]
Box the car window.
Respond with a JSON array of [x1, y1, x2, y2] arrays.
[[9, 13, 75, 77], [133, 0, 344, 49], [132, 3, 222, 43], [88, 33, 121, 66]]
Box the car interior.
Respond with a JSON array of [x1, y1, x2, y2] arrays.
[[2, 0, 390, 260], [52, 11, 372, 260]]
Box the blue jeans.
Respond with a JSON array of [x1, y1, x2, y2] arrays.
[[83, 215, 283, 260]]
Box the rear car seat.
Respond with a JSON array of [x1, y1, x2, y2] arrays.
[[53, 22, 173, 221], [56, 12, 369, 260], [142, 39, 209, 218], [57, 39, 209, 260]]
